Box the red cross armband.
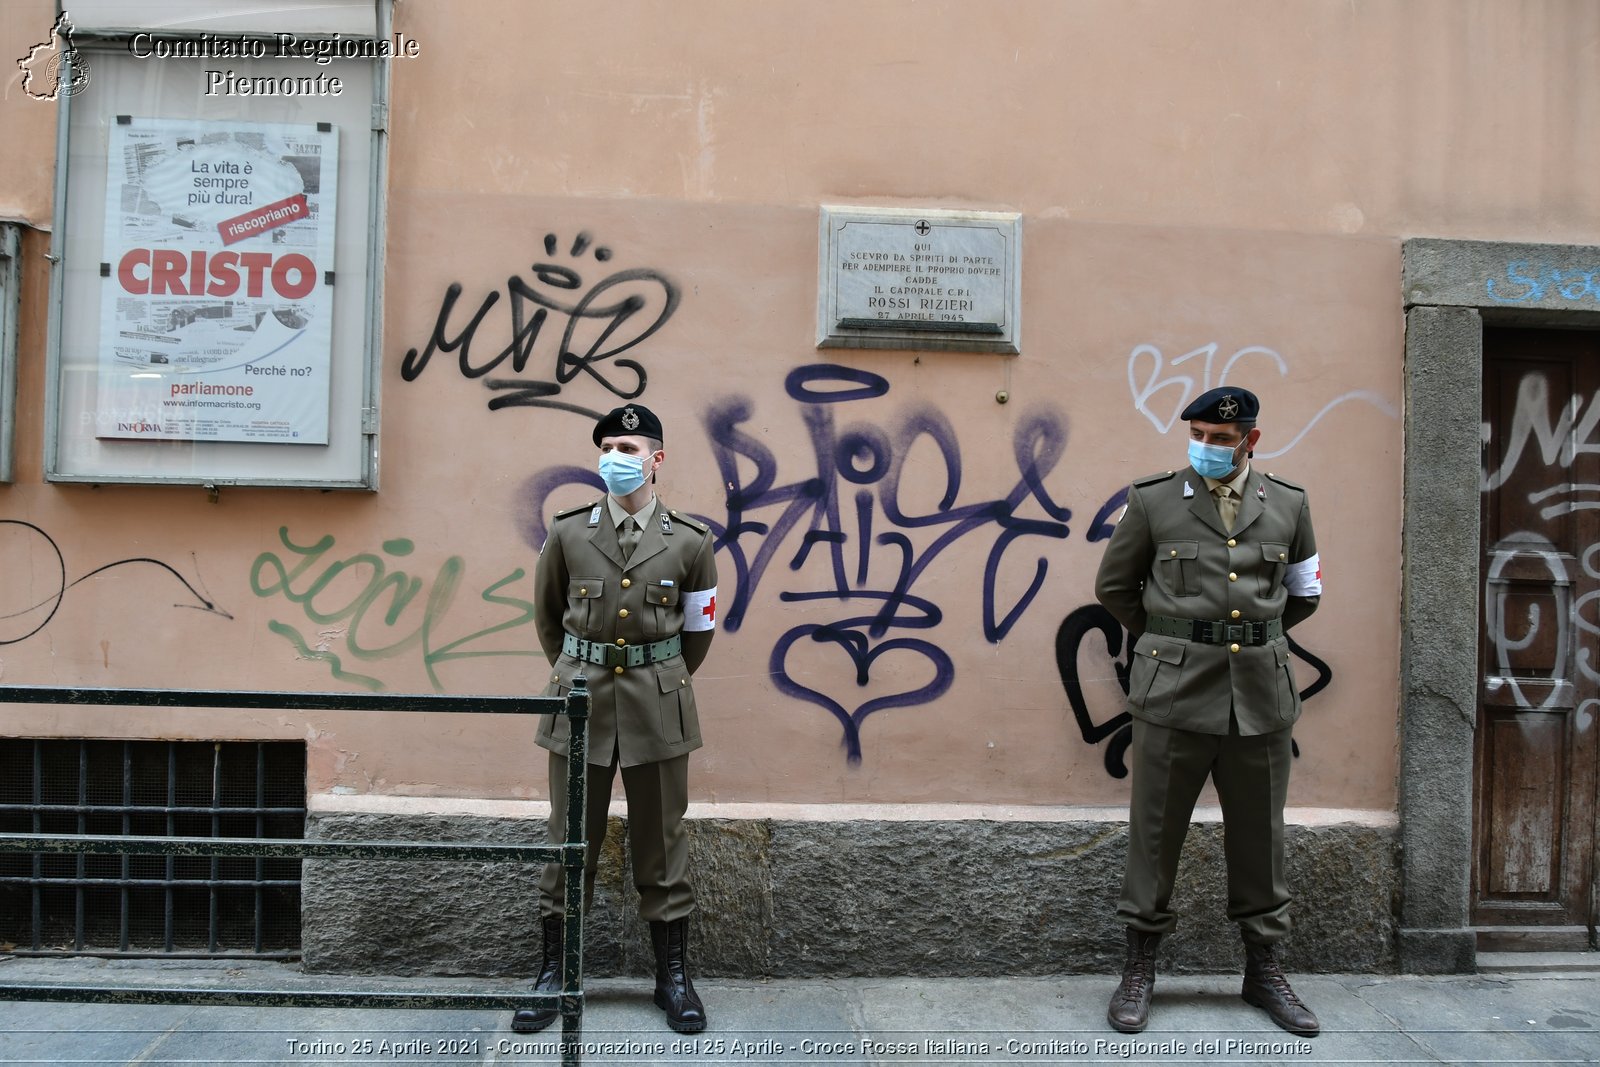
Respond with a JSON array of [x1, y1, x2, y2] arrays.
[[683, 586, 718, 631], [1285, 554, 1322, 597]]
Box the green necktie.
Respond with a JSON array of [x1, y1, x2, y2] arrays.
[[1213, 485, 1238, 532], [620, 516, 640, 563]]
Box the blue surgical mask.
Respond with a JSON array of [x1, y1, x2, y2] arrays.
[[1188, 438, 1244, 480], [598, 450, 648, 496]]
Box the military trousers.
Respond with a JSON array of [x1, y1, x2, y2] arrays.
[[1117, 716, 1293, 945], [538, 751, 694, 923]]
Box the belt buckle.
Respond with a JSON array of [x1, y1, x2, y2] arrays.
[[603, 644, 627, 669], [1225, 623, 1245, 645]]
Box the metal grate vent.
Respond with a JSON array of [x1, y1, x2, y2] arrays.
[[0, 739, 306, 958]]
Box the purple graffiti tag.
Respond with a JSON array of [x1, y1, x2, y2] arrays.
[[769, 625, 953, 764], [516, 464, 608, 553], [704, 363, 1073, 762]]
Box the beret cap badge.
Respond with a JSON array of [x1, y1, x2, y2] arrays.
[[1179, 386, 1259, 424], [592, 402, 664, 445]]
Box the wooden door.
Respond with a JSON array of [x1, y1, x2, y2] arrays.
[[1475, 327, 1599, 951]]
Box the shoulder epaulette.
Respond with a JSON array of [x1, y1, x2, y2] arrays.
[[553, 500, 600, 520], [668, 509, 710, 535], [1130, 470, 1178, 488], [1264, 472, 1306, 492]]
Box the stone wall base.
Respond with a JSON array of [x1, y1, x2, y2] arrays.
[[302, 807, 1397, 978]]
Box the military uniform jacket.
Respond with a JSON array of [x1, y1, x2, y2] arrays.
[[1093, 466, 1321, 736], [534, 497, 718, 767]]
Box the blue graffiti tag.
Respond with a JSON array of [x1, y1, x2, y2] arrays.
[[1486, 261, 1600, 305]]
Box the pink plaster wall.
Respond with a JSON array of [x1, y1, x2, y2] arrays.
[[5, 0, 1596, 812]]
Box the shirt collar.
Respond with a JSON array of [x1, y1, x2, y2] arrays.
[[606, 494, 658, 528]]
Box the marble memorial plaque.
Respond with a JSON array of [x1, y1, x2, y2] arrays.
[[818, 206, 1021, 353]]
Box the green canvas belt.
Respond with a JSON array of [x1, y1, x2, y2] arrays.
[[562, 631, 682, 669], [1145, 615, 1283, 646]]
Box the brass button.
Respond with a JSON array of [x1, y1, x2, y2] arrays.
[[1169, 549, 1178, 557], [618, 608, 629, 618], [1278, 552, 1286, 561], [616, 638, 626, 646], [1227, 539, 1237, 547], [1228, 572, 1238, 582], [622, 578, 631, 588], [1231, 610, 1241, 619], [579, 587, 588, 596], [1230, 643, 1241, 653], [660, 596, 669, 603], [613, 666, 624, 675], [680, 679, 687, 687]]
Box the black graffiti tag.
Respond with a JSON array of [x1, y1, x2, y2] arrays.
[[400, 232, 680, 416], [0, 520, 232, 645], [1054, 603, 1332, 778]]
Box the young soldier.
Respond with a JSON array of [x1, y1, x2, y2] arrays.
[[513, 403, 718, 1035], [1094, 386, 1323, 1037]]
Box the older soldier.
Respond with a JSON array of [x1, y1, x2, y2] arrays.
[[1094, 387, 1322, 1037], [512, 403, 718, 1035]]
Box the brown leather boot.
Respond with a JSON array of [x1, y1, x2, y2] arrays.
[[510, 915, 563, 1033], [650, 918, 707, 1033], [1242, 941, 1320, 1037], [1106, 928, 1162, 1033]]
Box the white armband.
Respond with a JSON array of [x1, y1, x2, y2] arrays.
[[1285, 554, 1322, 597], [683, 586, 718, 631]]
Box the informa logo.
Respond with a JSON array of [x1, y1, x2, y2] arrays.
[[16, 11, 91, 100]]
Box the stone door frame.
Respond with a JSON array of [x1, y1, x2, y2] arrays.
[[1400, 238, 1600, 972]]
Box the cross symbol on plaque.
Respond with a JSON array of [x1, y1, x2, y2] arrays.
[[915, 220, 931, 236]]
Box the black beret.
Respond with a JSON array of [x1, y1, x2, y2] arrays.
[[1180, 386, 1259, 424], [592, 403, 663, 446]]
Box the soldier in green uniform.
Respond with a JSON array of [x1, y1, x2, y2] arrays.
[[512, 403, 718, 1036], [1094, 386, 1323, 1037]]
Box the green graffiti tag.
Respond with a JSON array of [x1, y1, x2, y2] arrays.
[[251, 527, 537, 691]]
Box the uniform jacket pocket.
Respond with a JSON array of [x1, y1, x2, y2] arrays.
[[567, 576, 604, 636], [1259, 543, 1289, 599], [537, 663, 578, 746], [1128, 634, 1187, 718], [1273, 641, 1300, 722], [647, 581, 680, 639], [656, 661, 697, 745], [1155, 541, 1200, 597]]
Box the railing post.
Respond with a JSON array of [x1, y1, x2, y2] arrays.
[[560, 675, 589, 1066]]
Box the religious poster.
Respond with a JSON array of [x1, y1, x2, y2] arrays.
[[96, 116, 338, 443]]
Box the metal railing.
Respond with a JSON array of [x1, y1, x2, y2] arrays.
[[0, 682, 590, 1064]]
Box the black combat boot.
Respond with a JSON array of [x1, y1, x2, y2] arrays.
[[510, 915, 564, 1033], [649, 917, 707, 1033], [1242, 940, 1320, 1037], [1106, 928, 1162, 1033]]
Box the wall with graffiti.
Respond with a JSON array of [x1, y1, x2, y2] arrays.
[[6, 0, 1598, 814]]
